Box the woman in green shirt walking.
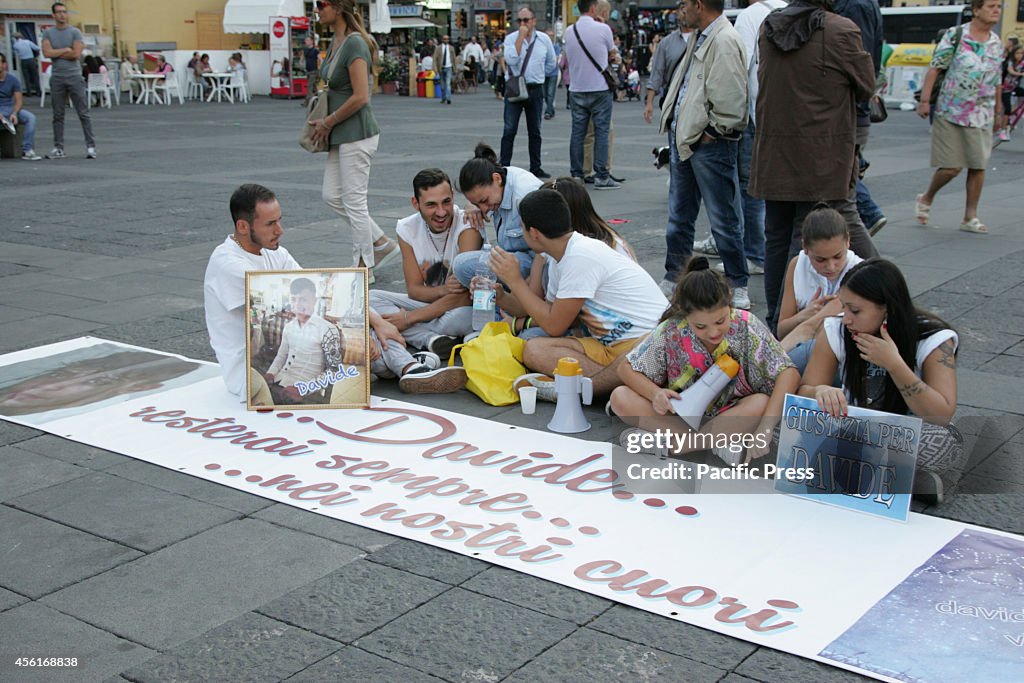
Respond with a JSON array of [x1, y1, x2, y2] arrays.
[[309, 0, 399, 277]]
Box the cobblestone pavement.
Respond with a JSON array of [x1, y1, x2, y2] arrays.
[[1, 90, 1022, 682]]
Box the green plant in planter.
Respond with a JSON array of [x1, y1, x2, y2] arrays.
[[379, 55, 402, 84]]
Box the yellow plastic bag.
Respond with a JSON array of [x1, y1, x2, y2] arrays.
[[449, 321, 527, 406]]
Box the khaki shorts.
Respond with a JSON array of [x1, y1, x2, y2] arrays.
[[931, 116, 991, 170], [576, 336, 643, 366]]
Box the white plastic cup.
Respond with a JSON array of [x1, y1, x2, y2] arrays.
[[519, 386, 537, 415]]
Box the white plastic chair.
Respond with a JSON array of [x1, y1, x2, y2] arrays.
[[224, 69, 250, 103], [186, 72, 205, 101], [87, 73, 112, 108], [154, 71, 184, 105]]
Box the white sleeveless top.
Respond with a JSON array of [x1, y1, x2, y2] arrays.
[[395, 206, 473, 286], [792, 250, 863, 311], [824, 317, 958, 401]]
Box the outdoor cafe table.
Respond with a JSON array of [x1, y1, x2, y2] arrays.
[[129, 73, 167, 105], [206, 73, 234, 103]]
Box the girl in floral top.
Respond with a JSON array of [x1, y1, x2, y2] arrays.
[[610, 257, 799, 464], [914, 0, 1004, 234]]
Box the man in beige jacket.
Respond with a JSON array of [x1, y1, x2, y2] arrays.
[[657, 0, 749, 309]]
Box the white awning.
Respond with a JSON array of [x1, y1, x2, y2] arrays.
[[223, 0, 305, 34], [389, 16, 437, 30]]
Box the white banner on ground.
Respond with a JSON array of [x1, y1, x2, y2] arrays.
[[2, 338, 1022, 682]]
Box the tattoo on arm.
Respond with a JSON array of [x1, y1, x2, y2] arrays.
[[936, 339, 957, 369], [898, 380, 926, 399]]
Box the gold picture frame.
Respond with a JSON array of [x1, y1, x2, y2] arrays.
[[245, 268, 370, 410]]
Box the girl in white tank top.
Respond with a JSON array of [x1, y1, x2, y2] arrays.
[[777, 206, 863, 372]]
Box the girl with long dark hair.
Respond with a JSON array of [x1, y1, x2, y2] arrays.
[[799, 258, 964, 502]]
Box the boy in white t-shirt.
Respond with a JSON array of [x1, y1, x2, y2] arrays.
[[490, 189, 668, 401], [204, 184, 467, 405], [369, 168, 482, 362]]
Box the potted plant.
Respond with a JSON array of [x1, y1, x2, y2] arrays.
[[378, 55, 401, 95]]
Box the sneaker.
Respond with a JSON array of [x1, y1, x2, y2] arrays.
[[410, 350, 441, 372], [694, 236, 719, 257], [45, 147, 66, 159], [659, 278, 676, 298], [532, 168, 551, 179], [0, 116, 15, 135], [714, 259, 764, 275], [732, 287, 751, 310], [85, 146, 97, 159], [513, 372, 557, 402], [912, 470, 944, 506], [21, 150, 42, 161], [427, 334, 461, 363], [867, 216, 888, 237], [371, 239, 401, 271], [583, 176, 595, 184], [998, 128, 1011, 142], [399, 365, 468, 394], [593, 177, 621, 190]]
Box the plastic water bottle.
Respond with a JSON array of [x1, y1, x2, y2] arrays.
[[471, 245, 497, 331]]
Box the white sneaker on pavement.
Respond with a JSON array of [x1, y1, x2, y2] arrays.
[[714, 259, 764, 275], [21, 150, 42, 161], [694, 236, 719, 257], [86, 146, 97, 159], [732, 287, 751, 310]]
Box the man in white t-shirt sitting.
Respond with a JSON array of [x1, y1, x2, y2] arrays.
[[204, 184, 466, 405], [489, 189, 668, 401], [369, 169, 482, 362]]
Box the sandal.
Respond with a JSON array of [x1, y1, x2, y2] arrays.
[[959, 217, 989, 234], [915, 194, 931, 225]]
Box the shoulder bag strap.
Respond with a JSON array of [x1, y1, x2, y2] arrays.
[[572, 24, 607, 76], [510, 34, 537, 77]]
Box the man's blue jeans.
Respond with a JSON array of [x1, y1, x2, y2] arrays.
[[665, 136, 748, 287], [569, 90, 613, 181], [737, 122, 765, 267], [440, 67, 452, 102], [856, 177, 884, 228], [1, 108, 36, 152], [500, 84, 545, 174], [543, 74, 557, 117]]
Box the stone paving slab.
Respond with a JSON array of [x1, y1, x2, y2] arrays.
[[588, 605, 758, 670], [0, 445, 89, 502], [735, 648, 873, 682], [41, 518, 360, 649], [0, 316, 105, 355], [259, 559, 448, 644], [15, 435, 133, 471], [252, 503, 399, 552], [8, 471, 241, 552], [122, 612, 341, 683], [505, 627, 725, 683], [102, 460, 272, 515], [0, 421, 41, 448], [285, 646, 446, 683], [0, 602, 155, 683], [461, 566, 613, 625], [365, 539, 488, 585], [0, 506, 141, 599], [356, 587, 577, 682], [0, 587, 28, 613]]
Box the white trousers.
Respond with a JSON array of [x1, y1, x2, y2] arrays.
[[322, 134, 385, 266]]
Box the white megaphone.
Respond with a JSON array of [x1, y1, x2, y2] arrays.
[[547, 357, 593, 434], [670, 354, 740, 430]]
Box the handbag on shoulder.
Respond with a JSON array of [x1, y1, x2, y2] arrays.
[[504, 37, 537, 103], [299, 43, 345, 153]]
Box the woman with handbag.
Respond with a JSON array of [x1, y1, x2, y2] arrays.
[[308, 0, 399, 277]]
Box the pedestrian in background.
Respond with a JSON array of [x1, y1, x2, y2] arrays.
[[914, 0, 1003, 235], [309, 0, 399, 277]]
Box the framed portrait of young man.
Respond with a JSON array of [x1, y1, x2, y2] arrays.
[[245, 269, 370, 410]]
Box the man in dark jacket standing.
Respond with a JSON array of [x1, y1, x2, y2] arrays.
[[834, 0, 887, 236], [750, 0, 878, 331]]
